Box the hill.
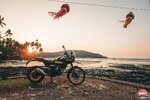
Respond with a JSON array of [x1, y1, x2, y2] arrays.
[[38, 50, 107, 58]]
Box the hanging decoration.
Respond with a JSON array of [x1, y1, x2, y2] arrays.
[[48, 0, 150, 11], [48, 4, 70, 19], [123, 12, 135, 28]]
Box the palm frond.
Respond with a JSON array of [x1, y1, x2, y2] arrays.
[[2, 22, 6, 26], [1, 17, 4, 21], [0, 24, 4, 28]]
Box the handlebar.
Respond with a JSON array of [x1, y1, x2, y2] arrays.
[[62, 45, 75, 58], [62, 45, 68, 56]]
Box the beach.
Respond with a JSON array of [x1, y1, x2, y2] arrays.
[[0, 75, 141, 100], [0, 58, 150, 85], [0, 58, 150, 99], [76, 58, 150, 85]]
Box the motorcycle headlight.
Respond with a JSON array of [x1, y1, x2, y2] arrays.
[[71, 50, 76, 59]]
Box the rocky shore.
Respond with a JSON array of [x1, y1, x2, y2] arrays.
[[0, 67, 29, 80], [85, 68, 150, 85], [0, 59, 150, 85], [0, 63, 150, 85], [0, 60, 150, 99]]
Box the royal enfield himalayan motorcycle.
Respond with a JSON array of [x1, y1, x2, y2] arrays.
[[27, 46, 85, 85]]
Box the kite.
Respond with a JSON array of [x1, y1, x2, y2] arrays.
[[48, 4, 70, 19], [123, 12, 135, 28]]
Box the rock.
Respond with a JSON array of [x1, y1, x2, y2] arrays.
[[85, 83, 107, 91], [60, 96, 64, 99], [12, 93, 19, 96], [30, 97, 36, 100], [27, 94, 30, 96], [30, 93, 36, 97], [84, 92, 88, 95], [93, 70, 99, 75], [68, 88, 73, 94], [29, 87, 34, 91], [56, 84, 67, 89], [38, 91, 44, 95], [20, 95, 23, 98], [2, 98, 7, 100], [63, 85, 69, 89]]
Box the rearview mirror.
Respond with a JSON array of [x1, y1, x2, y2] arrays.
[[62, 45, 65, 49]]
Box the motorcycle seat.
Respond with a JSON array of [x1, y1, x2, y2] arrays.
[[34, 57, 54, 64], [43, 59, 55, 66]]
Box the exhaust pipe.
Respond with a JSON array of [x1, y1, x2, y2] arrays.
[[36, 68, 47, 75]]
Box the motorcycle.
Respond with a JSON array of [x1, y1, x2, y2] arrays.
[[26, 46, 85, 85]]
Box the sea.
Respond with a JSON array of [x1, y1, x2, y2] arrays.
[[0, 58, 150, 68]]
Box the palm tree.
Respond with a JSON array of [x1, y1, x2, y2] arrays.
[[0, 34, 4, 40], [0, 34, 3, 52], [13, 41, 20, 49], [0, 34, 4, 47], [4, 29, 13, 38], [24, 41, 30, 54], [38, 43, 42, 48], [24, 42, 30, 47], [33, 39, 43, 53], [35, 39, 39, 50], [0, 15, 6, 28], [12, 41, 21, 59], [2, 38, 13, 59], [31, 41, 35, 52], [39, 47, 43, 53]]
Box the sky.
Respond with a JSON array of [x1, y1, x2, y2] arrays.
[[0, 0, 150, 58]]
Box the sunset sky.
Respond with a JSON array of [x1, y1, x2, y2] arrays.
[[0, 0, 150, 58]]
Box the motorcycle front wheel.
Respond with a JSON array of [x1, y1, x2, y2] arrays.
[[27, 66, 45, 83], [67, 66, 85, 85]]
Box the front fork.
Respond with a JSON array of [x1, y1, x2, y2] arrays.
[[70, 63, 74, 68], [70, 63, 79, 79], [70, 63, 76, 70], [70, 63, 77, 74]]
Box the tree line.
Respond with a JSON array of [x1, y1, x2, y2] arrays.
[[0, 15, 43, 60]]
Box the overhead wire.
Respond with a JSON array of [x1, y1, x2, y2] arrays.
[[48, 0, 150, 11]]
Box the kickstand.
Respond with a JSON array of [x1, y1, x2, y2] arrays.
[[50, 76, 53, 83]]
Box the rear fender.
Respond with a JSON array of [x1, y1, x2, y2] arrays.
[[36, 67, 47, 75]]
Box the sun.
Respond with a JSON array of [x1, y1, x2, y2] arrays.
[[28, 47, 33, 53]]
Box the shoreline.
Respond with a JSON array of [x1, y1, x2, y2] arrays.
[[0, 60, 150, 85]]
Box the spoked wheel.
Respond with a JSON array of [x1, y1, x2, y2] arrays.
[[27, 66, 45, 83], [67, 66, 85, 85]]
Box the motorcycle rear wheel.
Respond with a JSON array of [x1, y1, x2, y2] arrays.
[[67, 66, 85, 85], [27, 66, 45, 83]]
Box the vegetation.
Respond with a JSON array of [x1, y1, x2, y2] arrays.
[[0, 79, 31, 93], [38, 50, 107, 58], [0, 79, 29, 86], [0, 15, 43, 60]]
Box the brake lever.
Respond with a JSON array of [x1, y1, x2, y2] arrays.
[[26, 60, 31, 66], [25, 57, 36, 66]]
